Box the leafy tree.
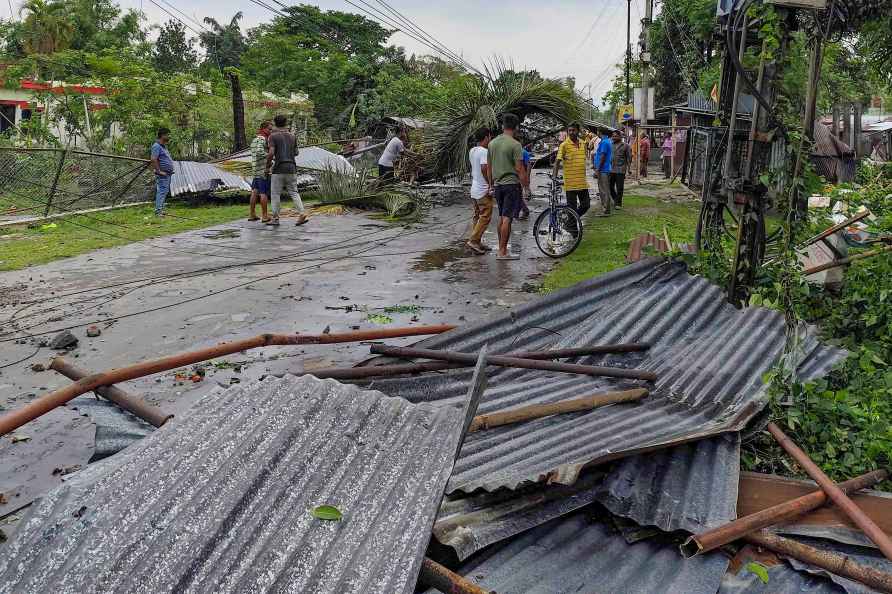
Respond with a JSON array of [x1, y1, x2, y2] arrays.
[[67, 0, 145, 52], [200, 12, 247, 72], [153, 20, 197, 74]]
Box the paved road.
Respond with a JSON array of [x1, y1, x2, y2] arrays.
[[0, 175, 561, 416]]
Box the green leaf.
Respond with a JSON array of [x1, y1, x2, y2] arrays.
[[311, 505, 343, 521], [367, 313, 394, 325], [746, 562, 770, 584]]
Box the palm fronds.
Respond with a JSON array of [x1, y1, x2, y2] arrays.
[[422, 60, 586, 179], [304, 165, 425, 219]]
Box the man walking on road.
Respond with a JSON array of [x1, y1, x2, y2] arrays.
[[610, 130, 632, 209], [266, 114, 307, 227], [488, 113, 528, 260], [467, 127, 493, 254], [552, 122, 590, 217], [248, 120, 272, 223], [150, 127, 175, 217], [594, 129, 613, 216]]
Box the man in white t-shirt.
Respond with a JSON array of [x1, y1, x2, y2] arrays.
[[467, 127, 493, 254], [378, 127, 409, 183]]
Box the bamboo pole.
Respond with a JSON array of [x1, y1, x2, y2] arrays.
[[746, 531, 892, 593], [804, 244, 892, 276], [468, 389, 648, 432]]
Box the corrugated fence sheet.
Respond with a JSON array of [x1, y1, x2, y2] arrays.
[[171, 161, 251, 196], [426, 510, 730, 594], [0, 375, 464, 594], [363, 259, 847, 493]]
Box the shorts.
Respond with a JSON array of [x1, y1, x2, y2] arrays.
[[565, 189, 589, 204], [251, 177, 270, 195], [494, 183, 523, 219]]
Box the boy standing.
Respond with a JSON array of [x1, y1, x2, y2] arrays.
[[467, 127, 493, 254]]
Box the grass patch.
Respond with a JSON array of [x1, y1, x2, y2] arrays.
[[541, 194, 701, 291], [0, 201, 252, 271]]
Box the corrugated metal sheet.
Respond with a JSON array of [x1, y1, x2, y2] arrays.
[[0, 375, 464, 594], [626, 231, 695, 262], [67, 395, 153, 462], [384, 116, 431, 129], [595, 433, 740, 534], [785, 537, 891, 594], [719, 563, 844, 593], [171, 161, 251, 196], [433, 471, 604, 562], [425, 511, 730, 594], [363, 259, 847, 493], [221, 146, 354, 173]]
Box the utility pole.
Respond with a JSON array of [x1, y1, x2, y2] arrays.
[[626, 0, 632, 104], [636, 0, 653, 182]]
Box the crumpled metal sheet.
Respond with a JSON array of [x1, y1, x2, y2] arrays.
[[0, 375, 464, 594], [594, 433, 740, 534], [719, 563, 844, 593], [433, 471, 604, 562], [66, 395, 153, 462], [0, 406, 94, 518], [424, 511, 729, 594], [364, 260, 847, 493], [170, 161, 251, 196]]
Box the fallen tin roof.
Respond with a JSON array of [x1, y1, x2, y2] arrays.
[[0, 375, 465, 594], [425, 510, 730, 594], [594, 432, 740, 534], [363, 259, 847, 493], [785, 537, 892, 594], [171, 161, 251, 196]]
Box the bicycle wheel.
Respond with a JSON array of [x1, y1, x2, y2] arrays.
[[534, 206, 583, 258]]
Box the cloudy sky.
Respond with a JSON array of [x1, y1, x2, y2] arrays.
[[7, 0, 646, 106]]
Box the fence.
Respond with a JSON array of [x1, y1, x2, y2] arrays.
[[0, 148, 154, 221]]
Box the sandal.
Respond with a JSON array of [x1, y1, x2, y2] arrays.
[[247, 216, 260, 222], [295, 216, 309, 226], [261, 218, 271, 224]]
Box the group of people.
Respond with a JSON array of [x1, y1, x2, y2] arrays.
[[552, 123, 634, 218], [150, 115, 308, 226]]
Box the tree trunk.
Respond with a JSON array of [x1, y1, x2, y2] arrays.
[[227, 71, 247, 152]]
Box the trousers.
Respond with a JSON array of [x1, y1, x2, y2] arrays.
[[469, 195, 493, 243], [270, 173, 305, 219]]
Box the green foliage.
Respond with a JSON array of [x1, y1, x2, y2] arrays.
[[305, 166, 424, 218], [199, 12, 247, 73], [745, 562, 770, 584], [153, 20, 197, 74], [310, 505, 342, 521]]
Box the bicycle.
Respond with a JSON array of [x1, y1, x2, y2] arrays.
[[533, 175, 583, 258]]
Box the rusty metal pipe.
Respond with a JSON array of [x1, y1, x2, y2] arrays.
[[682, 469, 888, 557], [0, 326, 455, 437], [509, 343, 651, 359], [49, 357, 174, 428], [369, 345, 658, 381], [746, 530, 892, 593], [767, 422, 892, 561], [468, 389, 649, 433], [804, 244, 892, 276], [419, 558, 491, 594], [801, 211, 870, 247]]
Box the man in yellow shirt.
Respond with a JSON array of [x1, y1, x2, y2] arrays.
[[552, 122, 590, 216]]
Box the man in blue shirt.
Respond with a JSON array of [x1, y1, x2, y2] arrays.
[[593, 129, 614, 216], [150, 127, 175, 216]]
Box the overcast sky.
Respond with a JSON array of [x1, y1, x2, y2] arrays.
[[7, 0, 646, 107]]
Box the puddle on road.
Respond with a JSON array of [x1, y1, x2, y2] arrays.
[[202, 229, 241, 240], [412, 242, 471, 272]]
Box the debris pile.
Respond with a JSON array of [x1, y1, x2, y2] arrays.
[[2, 259, 891, 593]]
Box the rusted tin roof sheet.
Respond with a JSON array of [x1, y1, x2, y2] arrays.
[[626, 231, 696, 262], [0, 375, 464, 594], [426, 511, 729, 594], [719, 563, 843, 593], [364, 260, 846, 494]]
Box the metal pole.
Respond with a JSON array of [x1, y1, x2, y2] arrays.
[[681, 469, 888, 557], [746, 531, 892, 593], [44, 149, 67, 217], [767, 422, 892, 560], [50, 358, 173, 428], [419, 558, 491, 594], [626, 0, 632, 104], [0, 325, 456, 437], [803, 244, 892, 276], [369, 345, 658, 381]]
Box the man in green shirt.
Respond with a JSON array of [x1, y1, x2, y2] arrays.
[[487, 113, 529, 260]]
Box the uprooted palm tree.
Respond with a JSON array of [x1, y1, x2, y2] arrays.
[[304, 165, 426, 218], [421, 62, 586, 180]]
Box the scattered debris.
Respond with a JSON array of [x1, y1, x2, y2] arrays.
[[30, 363, 45, 373], [10, 435, 30, 444], [48, 330, 78, 350], [311, 505, 343, 521], [85, 326, 101, 338]]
